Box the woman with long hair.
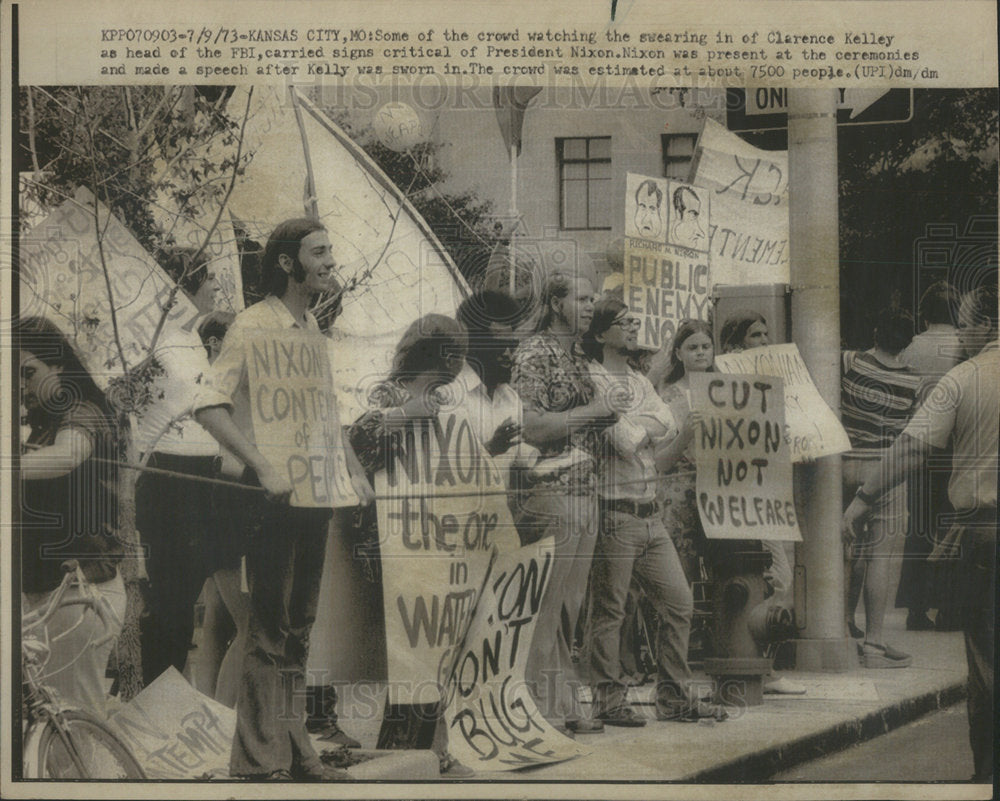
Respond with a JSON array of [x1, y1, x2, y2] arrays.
[[509, 269, 618, 734], [347, 313, 473, 777], [648, 319, 715, 584], [17, 317, 126, 718]]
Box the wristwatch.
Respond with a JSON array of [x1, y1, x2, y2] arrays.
[[855, 486, 878, 505]]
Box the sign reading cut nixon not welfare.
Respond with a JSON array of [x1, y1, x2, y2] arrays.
[[690, 372, 801, 542], [246, 329, 358, 508]]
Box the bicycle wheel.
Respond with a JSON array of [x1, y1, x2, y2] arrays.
[[28, 710, 145, 779]]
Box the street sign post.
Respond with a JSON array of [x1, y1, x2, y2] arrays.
[[727, 88, 914, 132]]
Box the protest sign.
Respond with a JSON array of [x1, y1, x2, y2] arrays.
[[690, 372, 801, 542], [445, 539, 588, 770], [691, 118, 789, 288], [107, 668, 235, 780], [624, 174, 712, 349], [18, 187, 199, 388], [715, 343, 851, 462], [246, 328, 358, 508], [375, 411, 521, 705]]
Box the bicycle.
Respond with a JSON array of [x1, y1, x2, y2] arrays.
[[21, 560, 146, 780]]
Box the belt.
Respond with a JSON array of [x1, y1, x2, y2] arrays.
[[600, 498, 661, 519]]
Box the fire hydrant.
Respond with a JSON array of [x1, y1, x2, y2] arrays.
[[702, 540, 794, 706]]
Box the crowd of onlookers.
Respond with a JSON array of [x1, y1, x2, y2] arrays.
[[18, 218, 997, 781]]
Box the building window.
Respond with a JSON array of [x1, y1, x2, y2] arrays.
[[661, 133, 698, 181], [557, 137, 612, 230]]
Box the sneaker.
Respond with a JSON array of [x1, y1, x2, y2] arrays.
[[763, 676, 807, 695], [861, 641, 912, 668], [314, 722, 362, 749], [597, 706, 647, 727], [439, 751, 475, 778], [565, 718, 605, 734]]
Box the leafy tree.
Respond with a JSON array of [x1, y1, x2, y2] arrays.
[[838, 89, 998, 346]]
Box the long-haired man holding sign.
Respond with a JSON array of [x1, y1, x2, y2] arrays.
[[194, 218, 374, 781]]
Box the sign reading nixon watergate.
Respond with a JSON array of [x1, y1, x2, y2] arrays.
[[727, 88, 913, 131]]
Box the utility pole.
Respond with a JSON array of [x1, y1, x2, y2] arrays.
[[788, 89, 854, 671]]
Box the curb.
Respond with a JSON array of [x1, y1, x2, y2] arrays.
[[345, 749, 440, 780], [686, 681, 968, 782]]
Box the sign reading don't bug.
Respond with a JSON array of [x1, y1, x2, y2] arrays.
[[246, 329, 358, 508]]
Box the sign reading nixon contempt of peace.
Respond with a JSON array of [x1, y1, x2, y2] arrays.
[[246, 329, 358, 508], [624, 173, 712, 350], [375, 411, 521, 706], [714, 343, 851, 462], [445, 540, 588, 770], [690, 373, 801, 542]]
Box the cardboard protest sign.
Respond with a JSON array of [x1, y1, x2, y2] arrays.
[[624, 174, 712, 349], [246, 328, 358, 508], [445, 539, 588, 770], [715, 343, 851, 462], [691, 118, 789, 288], [690, 373, 801, 542], [375, 411, 521, 705], [18, 187, 199, 388], [107, 668, 235, 780]]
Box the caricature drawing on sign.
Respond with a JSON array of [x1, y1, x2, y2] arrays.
[[625, 174, 667, 241], [668, 183, 709, 252]]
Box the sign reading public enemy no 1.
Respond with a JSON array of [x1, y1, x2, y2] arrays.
[[246, 329, 358, 508], [376, 411, 521, 705], [623, 173, 712, 348], [690, 372, 801, 542]]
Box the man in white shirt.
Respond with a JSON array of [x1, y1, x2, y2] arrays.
[[844, 285, 997, 782], [194, 218, 374, 781], [584, 299, 727, 725], [135, 248, 225, 686]]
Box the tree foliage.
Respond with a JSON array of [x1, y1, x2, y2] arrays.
[[838, 89, 998, 346]]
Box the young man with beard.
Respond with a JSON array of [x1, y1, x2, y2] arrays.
[[582, 299, 728, 725], [194, 218, 375, 781]]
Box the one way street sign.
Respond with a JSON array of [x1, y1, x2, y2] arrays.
[[727, 88, 914, 132]]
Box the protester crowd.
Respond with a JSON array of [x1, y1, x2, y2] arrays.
[[18, 217, 997, 782]]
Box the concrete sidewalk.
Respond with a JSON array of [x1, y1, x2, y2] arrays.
[[334, 609, 970, 783]]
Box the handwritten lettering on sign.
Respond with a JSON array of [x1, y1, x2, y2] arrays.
[[691, 118, 789, 287], [445, 541, 587, 770], [247, 329, 358, 507], [108, 668, 235, 780], [376, 411, 520, 705], [714, 343, 851, 462], [691, 373, 801, 542]]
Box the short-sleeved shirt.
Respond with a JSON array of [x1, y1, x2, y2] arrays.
[[841, 350, 924, 451], [902, 341, 998, 512], [901, 325, 963, 380], [193, 295, 322, 446], [590, 362, 677, 502], [134, 319, 219, 457], [21, 401, 121, 593], [511, 333, 599, 493]]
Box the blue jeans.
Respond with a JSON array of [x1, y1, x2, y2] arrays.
[[229, 501, 331, 777], [589, 508, 694, 717]]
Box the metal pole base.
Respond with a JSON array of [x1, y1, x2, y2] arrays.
[[788, 636, 857, 672]]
